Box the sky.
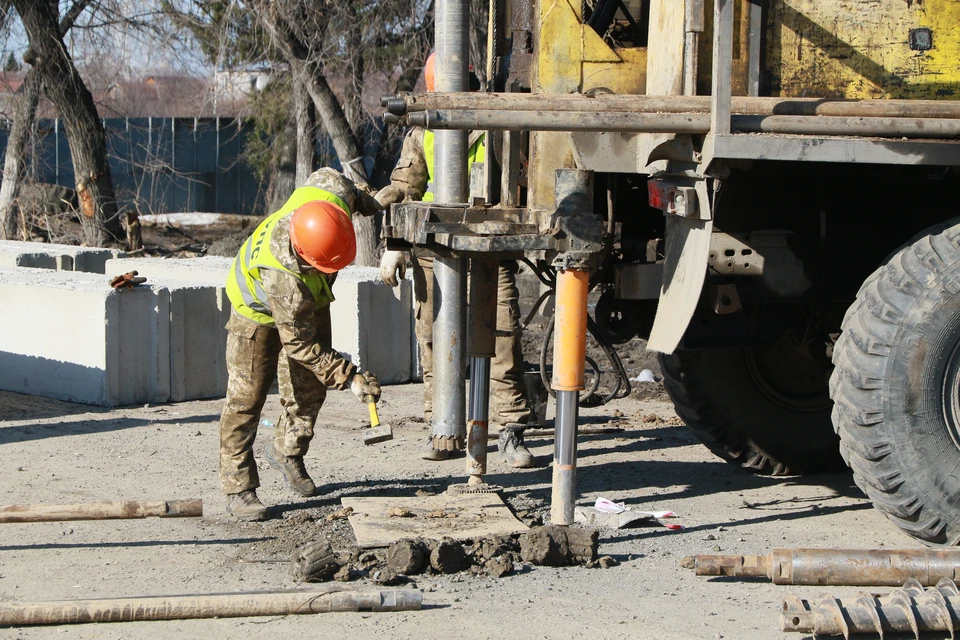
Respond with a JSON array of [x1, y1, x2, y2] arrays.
[[3, 1, 210, 78]]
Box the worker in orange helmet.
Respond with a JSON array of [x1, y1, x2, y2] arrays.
[[220, 168, 385, 521], [376, 53, 537, 468]]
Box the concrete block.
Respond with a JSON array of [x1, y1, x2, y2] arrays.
[[331, 267, 413, 385], [104, 258, 418, 386], [104, 256, 232, 285], [166, 280, 231, 402], [0, 268, 169, 406], [0, 240, 124, 273]]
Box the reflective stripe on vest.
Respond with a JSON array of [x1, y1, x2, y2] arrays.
[[225, 186, 351, 326], [422, 130, 486, 202]]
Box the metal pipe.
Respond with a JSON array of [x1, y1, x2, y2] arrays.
[[467, 357, 491, 480], [466, 258, 498, 481], [691, 548, 960, 587], [781, 578, 960, 636], [550, 269, 589, 526], [683, 0, 704, 97], [0, 499, 202, 523], [394, 92, 960, 119], [431, 256, 468, 450], [552, 389, 580, 526], [407, 110, 960, 139], [430, 0, 470, 453], [0, 587, 423, 625]]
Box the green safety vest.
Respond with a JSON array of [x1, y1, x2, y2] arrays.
[[422, 130, 486, 202], [225, 186, 352, 327]]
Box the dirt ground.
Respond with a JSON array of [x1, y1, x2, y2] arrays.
[[0, 371, 922, 640]]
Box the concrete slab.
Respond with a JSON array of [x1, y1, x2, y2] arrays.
[[0, 268, 169, 406], [104, 256, 232, 285], [342, 493, 529, 548], [0, 240, 125, 273]]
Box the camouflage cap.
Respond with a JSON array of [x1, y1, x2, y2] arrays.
[[301, 168, 358, 213]]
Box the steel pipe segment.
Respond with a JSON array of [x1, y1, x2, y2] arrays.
[[397, 91, 960, 119], [407, 110, 960, 139]]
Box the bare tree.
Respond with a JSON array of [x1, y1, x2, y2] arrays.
[[11, 0, 123, 246], [0, 69, 40, 240], [164, 0, 433, 265], [0, 0, 108, 241]]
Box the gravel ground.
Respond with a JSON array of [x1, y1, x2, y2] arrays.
[[0, 375, 918, 640]]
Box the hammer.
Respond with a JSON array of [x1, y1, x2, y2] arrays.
[[361, 395, 393, 445]]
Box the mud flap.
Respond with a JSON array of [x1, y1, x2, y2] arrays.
[[647, 214, 713, 354]]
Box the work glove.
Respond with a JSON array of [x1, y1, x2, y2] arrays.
[[379, 250, 407, 287], [354, 189, 385, 216], [351, 371, 382, 402], [375, 185, 405, 209]]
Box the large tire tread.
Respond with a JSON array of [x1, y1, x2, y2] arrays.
[[831, 220, 960, 545], [662, 351, 803, 476]]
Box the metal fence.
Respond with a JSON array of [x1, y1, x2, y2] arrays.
[[0, 117, 268, 216]]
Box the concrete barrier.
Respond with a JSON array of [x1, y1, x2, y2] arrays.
[[105, 257, 418, 385], [0, 240, 124, 273], [331, 267, 414, 384], [165, 280, 231, 402], [0, 268, 169, 406], [104, 256, 233, 284]]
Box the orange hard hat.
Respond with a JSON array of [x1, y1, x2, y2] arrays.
[[289, 200, 356, 273], [424, 52, 436, 92]]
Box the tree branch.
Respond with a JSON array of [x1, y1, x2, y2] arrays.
[[59, 0, 95, 36]]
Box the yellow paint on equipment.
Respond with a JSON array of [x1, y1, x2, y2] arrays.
[[531, 0, 647, 208], [766, 0, 960, 99]]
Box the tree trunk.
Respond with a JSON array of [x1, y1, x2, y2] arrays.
[[13, 0, 123, 247], [256, 5, 379, 265], [269, 113, 297, 214], [339, 12, 378, 267], [0, 68, 41, 240], [294, 78, 315, 186]]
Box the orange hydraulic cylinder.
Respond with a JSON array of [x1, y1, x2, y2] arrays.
[[551, 269, 589, 391]]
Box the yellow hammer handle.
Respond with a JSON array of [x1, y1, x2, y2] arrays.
[[366, 397, 380, 428]]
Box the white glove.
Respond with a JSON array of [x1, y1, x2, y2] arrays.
[[379, 250, 407, 287]]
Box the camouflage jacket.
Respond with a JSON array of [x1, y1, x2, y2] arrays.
[[389, 127, 485, 201], [226, 168, 369, 390]]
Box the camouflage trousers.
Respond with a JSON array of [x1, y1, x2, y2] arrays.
[[218, 309, 330, 495], [411, 255, 532, 427]]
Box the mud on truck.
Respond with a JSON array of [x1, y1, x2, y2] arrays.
[[382, 0, 960, 544]]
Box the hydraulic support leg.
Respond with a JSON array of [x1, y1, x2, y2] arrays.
[[550, 268, 589, 525], [430, 0, 470, 452], [466, 259, 499, 484]]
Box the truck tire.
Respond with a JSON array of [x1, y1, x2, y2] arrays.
[[660, 336, 843, 476], [831, 220, 960, 545]]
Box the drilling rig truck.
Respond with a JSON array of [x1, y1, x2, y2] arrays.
[[382, 0, 960, 545]]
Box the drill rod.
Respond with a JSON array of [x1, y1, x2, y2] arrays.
[[692, 548, 960, 586], [466, 258, 498, 483], [781, 578, 960, 637], [0, 499, 202, 523]]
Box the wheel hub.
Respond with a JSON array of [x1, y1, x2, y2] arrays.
[[744, 327, 833, 413]]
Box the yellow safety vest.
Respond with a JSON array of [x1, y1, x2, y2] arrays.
[[422, 130, 486, 202], [225, 186, 351, 326]]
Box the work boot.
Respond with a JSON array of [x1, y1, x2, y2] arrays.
[[226, 489, 270, 522], [499, 426, 535, 468], [421, 437, 451, 461], [264, 443, 317, 497]]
